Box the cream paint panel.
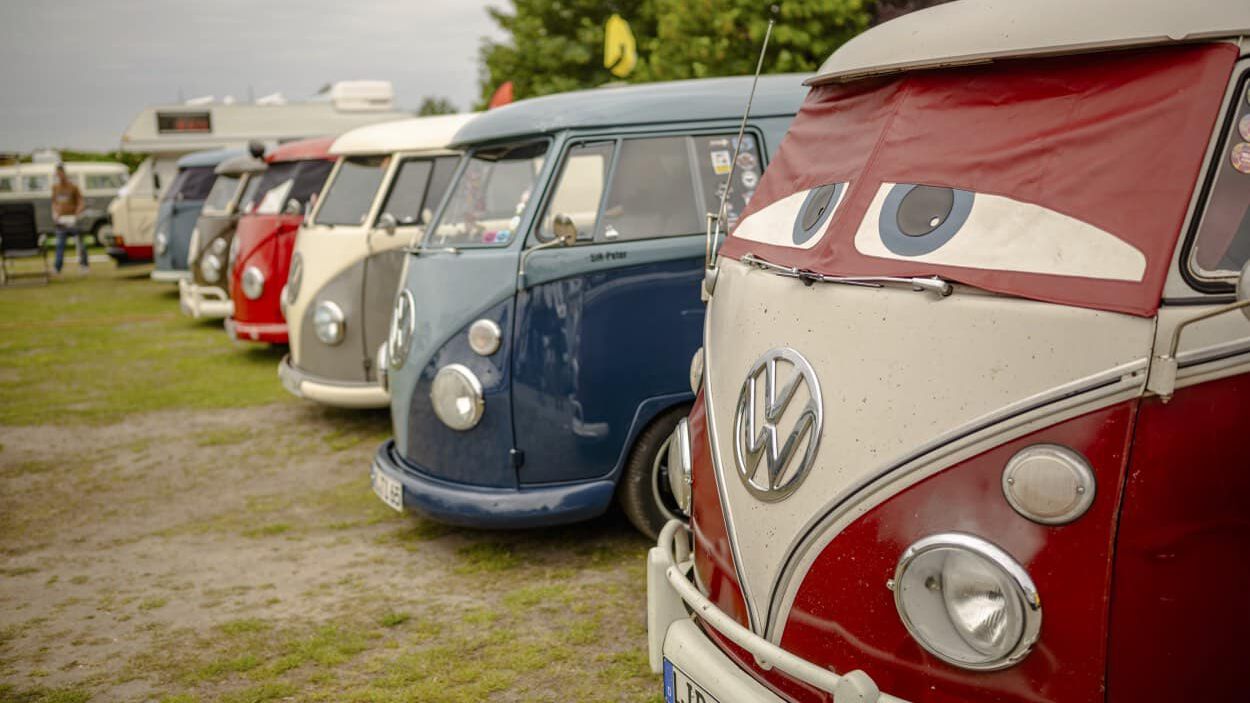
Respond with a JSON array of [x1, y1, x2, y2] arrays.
[[288, 224, 370, 361], [704, 258, 1154, 634], [854, 185, 1147, 281], [731, 188, 845, 250], [1156, 304, 1250, 388]]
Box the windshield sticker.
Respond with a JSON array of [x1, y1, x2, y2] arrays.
[[736, 152, 758, 171], [1231, 142, 1250, 175], [741, 171, 758, 189], [710, 151, 732, 175]]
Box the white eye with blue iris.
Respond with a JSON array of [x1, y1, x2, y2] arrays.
[[732, 183, 848, 250], [855, 182, 1147, 282]]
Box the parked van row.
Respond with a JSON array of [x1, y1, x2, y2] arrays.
[[148, 1, 1250, 700]]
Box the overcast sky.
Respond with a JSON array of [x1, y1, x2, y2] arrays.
[[0, 0, 505, 152]]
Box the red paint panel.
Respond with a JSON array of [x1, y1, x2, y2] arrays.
[[747, 403, 1138, 703], [267, 136, 335, 163], [1108, 372, 1250, 701], [228, 213, 298, 338], [722, 44, 1236, 317]]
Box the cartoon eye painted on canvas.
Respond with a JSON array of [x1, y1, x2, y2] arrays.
[[854, 183, 1148, 281], [731, 182, 849, 250]]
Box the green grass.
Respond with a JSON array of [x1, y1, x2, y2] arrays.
[[0, 263, 289, 425]]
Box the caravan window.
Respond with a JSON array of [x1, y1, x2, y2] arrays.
[[85, 173, 127, 190], [23, 175, 49, 193], [0, 177, 13, 193], [163, 166, 216, 202], [316, 156, 387, 226]]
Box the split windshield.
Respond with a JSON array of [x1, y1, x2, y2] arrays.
[[201, 174, 240, 214], [315, 156, 388, 226], [424, 140, 547, 248], [163, 166, 217, 202], [252, 160, 333, 216], [379, 156, 460, 228]]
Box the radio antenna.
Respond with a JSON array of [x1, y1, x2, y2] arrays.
[[707, 12, 776, 273]]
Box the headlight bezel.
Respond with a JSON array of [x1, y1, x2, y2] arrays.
[[891, 532, 1041, 672], [665, 417, 692, 516], [241, 265, 265, 300], [200, 252, 223, 283], [387, 290, 416, 370], [313, 300, 346, 345], [155, 230, 169, 256], [430, 364, 485, 431], [467, 318, 502, 356], [286, 252, 303, 305]]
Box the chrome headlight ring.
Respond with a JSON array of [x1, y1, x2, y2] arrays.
[[430, 364, 485, 431], [241, 265, 265, 300], [286, 252, 303, 305], [313, 300, 346, 345], [387, 290, 415, 370], [891, 533, 1041, 671], [200, 252, 223, 283], [155, 230, 169, 256]]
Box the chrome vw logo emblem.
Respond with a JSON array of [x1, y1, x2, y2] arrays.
[[733, 348, 823, 501]]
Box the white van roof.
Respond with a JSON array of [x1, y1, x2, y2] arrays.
[[0, 161, 129, 177], [329, 113, 478, 156], [808, 0, 1250, 85]]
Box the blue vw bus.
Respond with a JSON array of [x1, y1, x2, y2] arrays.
[[151, 148, 246, 283], [373, 76, 804, 537]]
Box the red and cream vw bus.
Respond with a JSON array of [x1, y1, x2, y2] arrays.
[[648, 2, 1250, 702]]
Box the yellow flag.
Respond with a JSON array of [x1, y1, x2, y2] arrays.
[[604, 14, 637, 78]]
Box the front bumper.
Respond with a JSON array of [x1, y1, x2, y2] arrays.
[[648, 520, 907, 703], [278, 354, 388, 409], [225, 317, 288, 344], [371, 439, 616, 528], [150, 268, 191, 283], [179, 279, 233, 320]]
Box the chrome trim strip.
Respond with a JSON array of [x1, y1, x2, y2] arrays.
[[1176, 336, 1250, 370], [762, 357, 1148, 641], [702, 293, 763, 633], [657, 519, 909, 702]]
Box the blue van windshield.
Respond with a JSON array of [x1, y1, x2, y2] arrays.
[[425, 140, 547, 248]]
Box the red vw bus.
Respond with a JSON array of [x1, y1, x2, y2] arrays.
[[648, 1, 1250, 702], [226, 137, 335, 344]]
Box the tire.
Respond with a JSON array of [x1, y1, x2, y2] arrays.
[[618, 403, 691, 540]]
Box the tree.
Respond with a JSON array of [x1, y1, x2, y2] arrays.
[[639, 1, 872, 81], [477, 0, 658, 107], [418, 97, 460, 115]]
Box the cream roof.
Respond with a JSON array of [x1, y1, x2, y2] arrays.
[[330, 113, 477, 156], [809, 0, 1250, 85]]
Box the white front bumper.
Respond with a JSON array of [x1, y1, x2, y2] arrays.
[[151, 269, 191, 283], [179, 279, 233, 319], [648, 520, 906, 703]]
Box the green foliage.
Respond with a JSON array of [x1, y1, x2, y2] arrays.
[[477, 0, 658, 106], [640, 0, 872, 81], [11, 149, 146, 172], [416, 96, 459, 116]]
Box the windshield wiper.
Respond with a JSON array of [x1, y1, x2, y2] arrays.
[[741, 252, 953, 297]]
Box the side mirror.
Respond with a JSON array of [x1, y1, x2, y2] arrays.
[[283, 198, 303, 216], [552, 212, 577, 246], [377, 212, 399, 235]]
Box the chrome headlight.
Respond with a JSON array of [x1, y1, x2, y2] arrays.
[[200, 252, 223, 283], [430, 364, 484, 431], [666, 417, 692, 515], [467, 318, 502, 356], [228, 236, 240, 271], [689, 347, 705, 394], [891, 533, 1041, 671], [313, 301, 345, 345], [286, 252, 303, 305], [155, 230, 169, 255], [210, 236, 228, 255], [241, 265, 265, 300], [387, 290, 415, 370]]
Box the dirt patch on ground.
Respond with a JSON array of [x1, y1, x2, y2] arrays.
[[0, 403, 656, 702]]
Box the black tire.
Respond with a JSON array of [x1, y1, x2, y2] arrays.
[[618, 403, 691, 540]]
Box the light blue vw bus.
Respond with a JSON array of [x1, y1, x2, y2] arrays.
[[373, 76, 804, 537], [151, 148, 246, 283]]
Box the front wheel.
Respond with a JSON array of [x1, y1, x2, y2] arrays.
[[618, 404, 690, 540]]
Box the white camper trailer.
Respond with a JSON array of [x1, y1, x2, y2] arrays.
[[106, 81, 408, 263]]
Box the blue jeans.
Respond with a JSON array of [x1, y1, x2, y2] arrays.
[[54, 225, 87, 272]]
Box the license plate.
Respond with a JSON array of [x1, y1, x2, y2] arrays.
[[664, 659, 720, 703], [371, 467, 404, 513]]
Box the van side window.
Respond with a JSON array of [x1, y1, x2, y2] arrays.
[[1188, 73, 1250, 281], [599, 137, 700, 241], [539, 142, 612, 242], [694, 133, 760, 231], [317, 156, 388, 226]]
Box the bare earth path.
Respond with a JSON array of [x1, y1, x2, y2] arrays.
[[0, 269, 658, 703]]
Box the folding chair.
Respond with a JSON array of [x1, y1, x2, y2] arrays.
[[0, 202, 49, 285]]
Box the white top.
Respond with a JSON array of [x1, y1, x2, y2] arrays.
[[329, 113, 478, 156], [809, 0, 1250, 85]]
